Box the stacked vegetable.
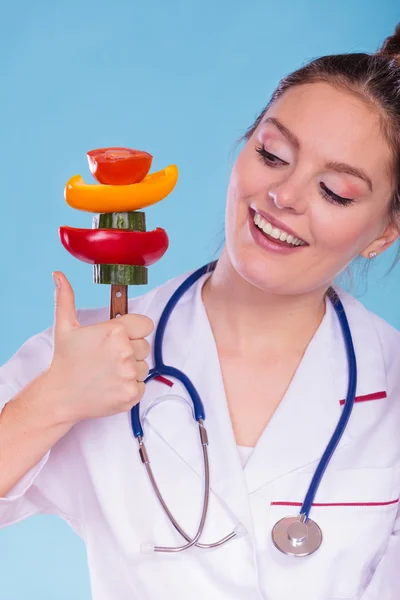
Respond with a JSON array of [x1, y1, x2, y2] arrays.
[[59, 148, 177, 319]]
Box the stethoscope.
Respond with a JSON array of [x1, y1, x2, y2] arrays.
[[130, 261, 357, 557]]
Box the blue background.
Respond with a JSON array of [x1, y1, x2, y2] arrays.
[[1, 0, 399, 597]]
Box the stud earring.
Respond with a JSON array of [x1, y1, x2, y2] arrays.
[[368, 251, 377, 259]]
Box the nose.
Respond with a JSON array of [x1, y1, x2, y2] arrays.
[[268, 180, 306, 213]]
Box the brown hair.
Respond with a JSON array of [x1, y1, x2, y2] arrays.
[[240, 24, 400, 255]]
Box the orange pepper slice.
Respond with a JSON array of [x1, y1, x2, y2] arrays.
[[64, 164, 178, 213]]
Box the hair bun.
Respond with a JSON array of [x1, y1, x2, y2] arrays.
[[377, 23, 400, 62]]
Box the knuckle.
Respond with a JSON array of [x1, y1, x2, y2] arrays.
[[109, 323, 126, 337], [127, 363, 138, 380], [120, 344, 135, 361], [118, 357, 137, 379]]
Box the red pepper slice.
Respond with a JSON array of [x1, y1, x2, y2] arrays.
[[87, 148, 153, 185], [59, 226, 169, 266]]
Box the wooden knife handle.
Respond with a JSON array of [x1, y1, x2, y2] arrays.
[[110, 284, 128, 319]]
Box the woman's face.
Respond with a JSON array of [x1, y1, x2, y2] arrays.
[[225, 82, 397, 295]]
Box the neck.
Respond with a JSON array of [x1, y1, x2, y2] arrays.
[[202, 249, 328, 356]]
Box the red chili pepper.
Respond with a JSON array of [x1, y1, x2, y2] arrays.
[[59, 226, 169, 266]]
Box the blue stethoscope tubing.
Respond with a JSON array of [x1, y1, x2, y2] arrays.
[[130, 261, 357, 555], [131, 262, 214, 437]]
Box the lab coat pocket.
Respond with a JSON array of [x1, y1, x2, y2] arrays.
[[265, 468, 398, 599]]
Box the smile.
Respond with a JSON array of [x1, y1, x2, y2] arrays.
[[253, 212, 306, 246]]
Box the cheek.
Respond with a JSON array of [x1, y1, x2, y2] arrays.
[[227, 164, 244, 205], [312, 209, 376, 254], [226, 153, 261, 214], [225, 166, 245, 228], [225, 172, 239, 232]]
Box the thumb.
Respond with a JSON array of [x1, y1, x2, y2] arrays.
[[53, 271, 80, 342]]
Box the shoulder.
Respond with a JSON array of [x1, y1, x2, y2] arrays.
[[336, 286, 400, 351], [335, 286, 400, 397]]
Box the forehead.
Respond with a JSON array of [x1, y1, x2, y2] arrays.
[[259, 82, 393, 183]]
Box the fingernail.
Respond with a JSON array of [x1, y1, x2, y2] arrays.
[[53, 272, 61, 289]]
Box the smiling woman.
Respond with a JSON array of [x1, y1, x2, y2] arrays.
[[1, 22, 400, 600]]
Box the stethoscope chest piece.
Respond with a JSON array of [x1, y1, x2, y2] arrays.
[[272, 515, 322, 557]]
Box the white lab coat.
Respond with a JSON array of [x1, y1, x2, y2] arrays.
[[1, 269, 400, 600]]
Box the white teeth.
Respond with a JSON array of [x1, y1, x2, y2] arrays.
[[253, 211, 305, 247], [271, 227, 281, 239], [263, 221, 272, 235]]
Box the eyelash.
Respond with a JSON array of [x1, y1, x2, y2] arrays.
[[255, 145, 355, 207]]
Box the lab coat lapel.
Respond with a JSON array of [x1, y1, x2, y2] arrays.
[[182, 309, 253, 531], [329, 288, 387, 441], [244, 291, 352, 494], [139, 272, 253, 533]]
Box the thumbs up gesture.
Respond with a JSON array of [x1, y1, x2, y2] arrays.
[[49, 271, 153, 425]]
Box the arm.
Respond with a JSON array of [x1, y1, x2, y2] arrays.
[[0, 371, 74, 499], [0, 328, 79, 526]]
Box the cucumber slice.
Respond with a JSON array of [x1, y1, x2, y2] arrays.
[[93, 264, 148, 285], [92, 211, 147, 285], [93, 211, 146, 231]]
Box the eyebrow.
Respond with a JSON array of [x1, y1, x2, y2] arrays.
[[263, 117, 373, 192]]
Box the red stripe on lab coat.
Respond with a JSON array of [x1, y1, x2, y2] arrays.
[[154, 375, 174, 387], [339, 391, 387, 406], [271, 498, 399, 508]]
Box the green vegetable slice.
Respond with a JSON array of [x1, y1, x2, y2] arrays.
[[92, 211, 148, 285]]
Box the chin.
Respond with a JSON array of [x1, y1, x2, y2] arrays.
[[228, 245, 288, 294], [226, 239, 321, 297]]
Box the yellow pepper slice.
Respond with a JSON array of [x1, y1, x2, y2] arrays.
[[64, 164, 178, 213]]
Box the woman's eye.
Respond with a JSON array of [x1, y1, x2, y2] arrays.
[[255, 144, 355, 207], [320, 182, 355, 207], [255, 144, 287, 166]]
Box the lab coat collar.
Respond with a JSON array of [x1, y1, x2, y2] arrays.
[[244, 286, 388, 493], [243, 286, 387, 493], [243, 290, 347, 493]]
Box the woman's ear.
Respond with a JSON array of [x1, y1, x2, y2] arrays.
[[360, 221, 399, 258]]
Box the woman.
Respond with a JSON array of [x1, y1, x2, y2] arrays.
[[1, 24, 400, 600]]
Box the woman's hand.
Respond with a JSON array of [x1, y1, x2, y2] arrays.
[[46, 271, 153, 426]]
